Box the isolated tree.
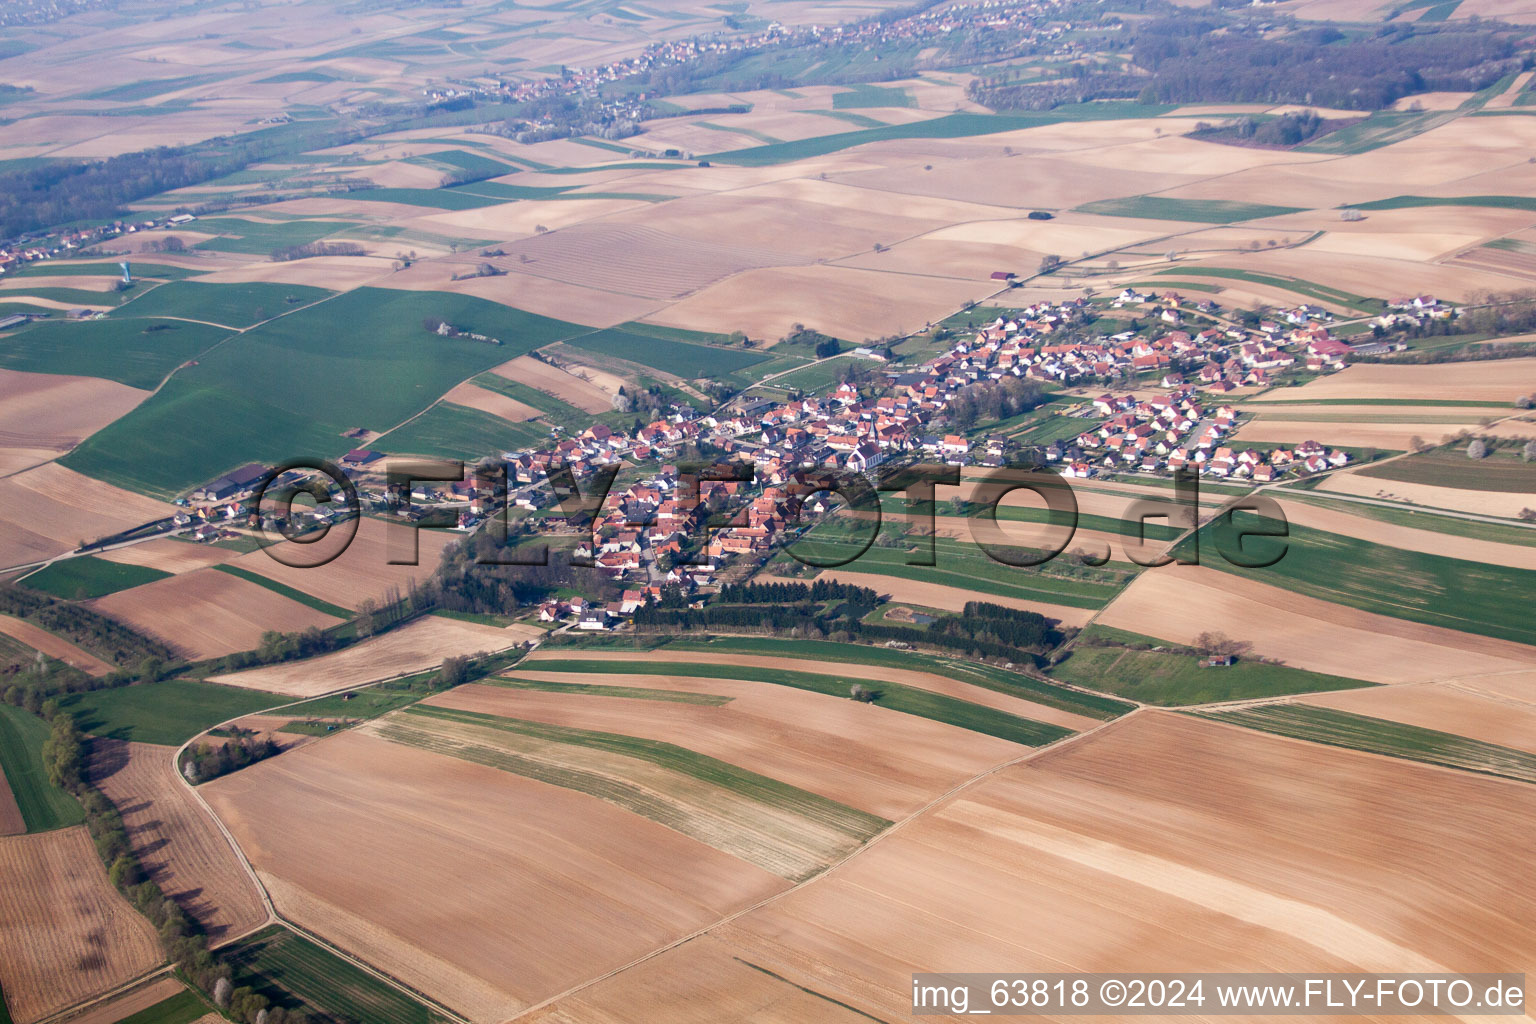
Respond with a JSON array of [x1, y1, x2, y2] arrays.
[[1517, 394, 1534, 409], [1408, 434, 1427, 453], [1467, 438, 1488, 459], [850, 684, 874, 702], [438, 655, 470, 688], [1038, 254, 1063, 274], [1524, 439, 1536, 463]]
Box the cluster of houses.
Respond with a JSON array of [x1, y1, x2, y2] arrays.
[[163, 283, 1386, 625], [1056, 392, 1351, 480], [0, 213, 195, 274], [434, 0, 1070, 119]]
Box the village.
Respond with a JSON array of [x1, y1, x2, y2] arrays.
[[142, 283, 1460, 632]]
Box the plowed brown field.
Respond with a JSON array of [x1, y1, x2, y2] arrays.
[[88, 568, 342, 661], [0, 614, 116, 676], [88, 740, 266, 943], [228, 516, 458, 610], [430, 677, 1031, 820], [203, 731, 787, 1023], [0, 827, 163, 1024], [528, 713, 1536, 1022], [208, 615, 537, 696]]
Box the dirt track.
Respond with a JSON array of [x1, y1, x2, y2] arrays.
[[88, 739, 267, 943]]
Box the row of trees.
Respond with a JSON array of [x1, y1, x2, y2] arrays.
[[0, 584, 176, 672], [33, 701, 322, 1023]]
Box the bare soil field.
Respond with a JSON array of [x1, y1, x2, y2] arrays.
[[477, 221, 805, 301], [208, 615, 534, 696], [203, 730, 788, 1023], [98, 538, 238, 575], [1275, 497, 1536, 570], [1233, 417, 1482, 450], [649, 264, 990, 344], [491, 355, 616, 413], [89, 568, 342, 662], [815, 569, 1096, 627], [227, 516, 458, 611], [0, 827, 163, 1024], [62, 977, 188, 1024], [0, 765, 23, 836], [433, 677, 1026, 820], [1249, 357, 1536, 404], [521, 933, 879, 1024], [1299, 681, 1536, 755], [440, 381, 542, 421], [531, 711, 1536, 1022], [1318, 470, 1536, 518], [195, 255, 387, 290], [0, 464, 175, 570], [1095, 563, 1536, 683], [0, 614, 117, 676], [88, 739, 266, 943], [379, 263, 665, 327], [519, 651, 1096, 732], [368, 709, 876, 880]]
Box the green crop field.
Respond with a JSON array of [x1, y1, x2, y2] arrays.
[[660, 635, 1135, 718], [60, 378, 350, 498], [211, 564, 353, 617], [524, 658, 1076, 745], [831, 84, 914, 108], [113, 987, 211, 1024], [1300, 110, 1457, 154], [9, 261, 205, 280], [1188, 512, 1536, 647], [378, 401, 550, 459], [764, 355, 861, 393], [60, 679, 283, 746], [0, 283, 134, 306], [193, 217, 361, 255], [228, 926, 448, 1024], [1351, 194, 1536, 212], [1048, 641, 1370, 705], [404, 148, 516, 179], [344, 187, 509, 210], [63, 289, 582, 496], [705, 111, 1074, 166], [561, 328, 769, 379], [0, 705, 85, 832], [1190, 705, 1536, 784], [491, 675, 733, 704], [115, 281, 333, 328], [20, 556, 171, 600], [789, 519, 1132, 609], [1075, 196, 1306, 223], [1357, 449, 1536, 492], [0, 317, 233, 390], [0, 704, 88, 833]]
